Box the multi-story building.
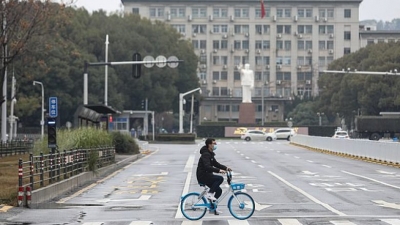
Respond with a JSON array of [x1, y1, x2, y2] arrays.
[[121, 0, 362, 123], [359, 25, 400, 47]]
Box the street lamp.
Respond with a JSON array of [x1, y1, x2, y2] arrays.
[[179, 88, 201, 133], [33, 81, 44, 140], [317, 112, 324, 126]]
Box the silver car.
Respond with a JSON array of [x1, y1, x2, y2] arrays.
[[273, 128, 295, 140]]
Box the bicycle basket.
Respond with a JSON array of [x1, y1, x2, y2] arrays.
[[231, 183, 245, 190]]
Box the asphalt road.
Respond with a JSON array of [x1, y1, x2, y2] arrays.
[[2, 139, 400, 225]]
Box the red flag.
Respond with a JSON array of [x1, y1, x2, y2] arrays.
[[260, 0, 266, 18]]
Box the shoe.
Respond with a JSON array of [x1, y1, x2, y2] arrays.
[[205, 192, 216, 201], [209, 209, 223, 215]]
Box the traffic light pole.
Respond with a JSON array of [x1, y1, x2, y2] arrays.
[[179, 88, 201, 134], [83, 58, 183, 105]]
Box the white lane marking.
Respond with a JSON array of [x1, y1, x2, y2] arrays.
[[128, 222, 153, 225], [182, 221, 203, 225], [241, 154, 244, 156], [307, 160, 314, 163], [269, 171, 346, 216], [175, 171, 192, 219], [278, 219, 303, 225], [302, 171, 317, 175], [245, 157, 250, 159], [342, 170, 400, 190], [258, 165, 265, 168], [251, 160, 257, 163], [373, 200, 400, 210], [381, 219, 400, 225], [330, 220, 356, 225], [228, 219, 250, 225], [184, 155, 195, 172], [294, 156, 300, 159], [57, 150, 157, 204], [377, 170, 396, 175], [82, 223, 104, 225], [322, 165, 332, 168]]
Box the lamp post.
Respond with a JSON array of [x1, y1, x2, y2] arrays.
[[179, 88, 201, 133], [33, 81, 44, 140], [317, 112, 324, 126]]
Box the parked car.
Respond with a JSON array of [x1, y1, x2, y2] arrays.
[[333, 130, 350, 139], [241, 130, 277, 142], [273, 128, 295, 141]]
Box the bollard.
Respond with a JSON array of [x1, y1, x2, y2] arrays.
[[25, 186, 31, 208], [17, 159, 23, 207], [29, 154, 34, 190], [40, 152, 44, 187], [17, 186, 24, 207]]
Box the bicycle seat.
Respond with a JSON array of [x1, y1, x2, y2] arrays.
[[198, 183, 206, 187]]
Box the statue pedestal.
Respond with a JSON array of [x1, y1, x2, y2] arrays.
[[239, 103, 255, 124]]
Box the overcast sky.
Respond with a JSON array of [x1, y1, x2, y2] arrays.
[[67, 0, 399, 22]]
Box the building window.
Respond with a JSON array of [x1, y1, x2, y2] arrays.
[[234, 71, 240, 80], [234, 25, 249, 34], [284, 41, 291, 50], [221, 71, 228, 80], [221, 56, 228, 65], [200, 40, 207, 49], [198, 72, 206, 80], [344, 31, 351, 40], [277, 25, 291, 34], [213, 40, 220, 49], [297, 8, 313, 18], [234, 40, 241, 49], [344, 47, 351, 54], [192, 25, 207, 34], [327, 41, 334, 49], [377, 39, 385, 43], [277, 8, 283, 18], [242, 40, 249, 49], [319, 41, 326, 50], [306, 9, 313, 17], [212, 87, 219, 96], [132, 8, 139, 14], [220, 87, 228, 96], [232, 105, 240, 112], [234, 8, 249, 18], [298, 40, 305, 50], [192, 8, 207, 18], [221, 40, 228, 49], [344, 9, 351, 18], [150, 7, 164, 17], [213, 8, 228, 18], [327, 9, 334, 18], [213, 71, 220, 80], [255, 25, 270, 34], [213, 56, 221, 65], [171, 24, 186, 34], [284, 9, 291, 17], [255, 8, 270, 18], [217, 105, 230, 112], [171, 7, 185, 18]]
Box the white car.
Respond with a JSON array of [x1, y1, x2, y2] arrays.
[[273, 128, 295, 141], [333, 130, 350, 139], [241, 130, 277, 142]]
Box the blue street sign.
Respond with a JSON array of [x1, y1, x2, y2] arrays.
[[49, 97, 58, 118]]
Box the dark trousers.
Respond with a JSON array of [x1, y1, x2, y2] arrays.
[[205, 174, 224, 199]]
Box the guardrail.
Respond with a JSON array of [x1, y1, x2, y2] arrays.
[[291, 135, 400, 165], [0, 140, 34, 157], [17, 146, 115, 207]]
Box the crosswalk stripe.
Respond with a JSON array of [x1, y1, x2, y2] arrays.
[[381, 219, 400, 225], [128, 221, 153, 225], [82, 223, 104, 225], [278, 219, 303, 225], [181, 221, 202, 225], [330, 220, 357, 225], [227, 220, 250, 225]]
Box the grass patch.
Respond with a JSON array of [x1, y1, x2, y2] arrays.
[[0, 154, 29, 206]]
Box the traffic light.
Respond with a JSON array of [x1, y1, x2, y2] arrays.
[[132, 52, 142, 79], [141, 100, 145, 109], [194, 100, 199, 115], [47, 117, 57, 148]]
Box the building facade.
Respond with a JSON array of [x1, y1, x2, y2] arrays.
[[121, 0, 363, 123]]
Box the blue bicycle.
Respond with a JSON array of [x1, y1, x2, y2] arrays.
[[180, 171, 255, 220]]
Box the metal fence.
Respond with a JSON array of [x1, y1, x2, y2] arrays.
[[0, 140, 34, 157], [18, 147, 115, 193]]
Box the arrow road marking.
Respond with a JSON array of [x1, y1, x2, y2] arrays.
[[373, 200, 400, 210]]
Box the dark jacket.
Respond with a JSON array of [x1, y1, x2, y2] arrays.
[[196, 145, 227, 183]]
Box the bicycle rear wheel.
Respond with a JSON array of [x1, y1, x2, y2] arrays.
[[228, 192, 255, 220], [180, 193, 208, 220]]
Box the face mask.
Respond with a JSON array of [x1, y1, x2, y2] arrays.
[[213, 145, 217, 151]]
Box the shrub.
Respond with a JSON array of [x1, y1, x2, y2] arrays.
[[111, 132, 140, 154]]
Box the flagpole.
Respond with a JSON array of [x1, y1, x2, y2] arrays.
[[260, 0, 266, 126]]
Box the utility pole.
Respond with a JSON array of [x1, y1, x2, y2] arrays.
[[104, 34, 109, 106], [9, 74, 15, 141]]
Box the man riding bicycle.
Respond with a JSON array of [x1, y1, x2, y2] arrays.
[[196, 138, 232, 215]]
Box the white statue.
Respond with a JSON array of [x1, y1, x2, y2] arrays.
[[238, 63, 254, 103]]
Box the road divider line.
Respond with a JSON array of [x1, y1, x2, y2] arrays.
[[342, 170, 400, 190], [268, 171, 346, 216]]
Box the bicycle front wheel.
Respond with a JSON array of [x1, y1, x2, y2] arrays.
[[180, 193, 208, 220], [228, 192, 255, 220]]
